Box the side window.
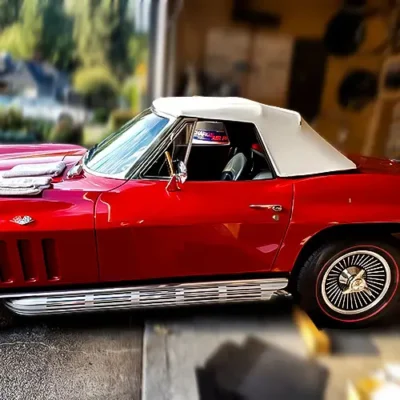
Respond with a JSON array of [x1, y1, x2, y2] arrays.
[[144, 120, 274, 181], [145, 122, 195, 178]]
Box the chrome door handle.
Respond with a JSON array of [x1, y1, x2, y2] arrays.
[[249, 204, 283, 212]]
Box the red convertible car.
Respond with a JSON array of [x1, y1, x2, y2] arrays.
[[0, 96, 399, 327]]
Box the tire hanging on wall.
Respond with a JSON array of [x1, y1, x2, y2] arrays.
[[324, 10, 366, 56], [338, 69, 378, 111]]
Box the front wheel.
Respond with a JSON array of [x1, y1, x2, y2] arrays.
[[297, 240, 400, 327]]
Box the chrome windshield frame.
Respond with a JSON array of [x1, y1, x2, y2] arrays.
[[81, 108, 177, 180], [133, 116, 197, 180]]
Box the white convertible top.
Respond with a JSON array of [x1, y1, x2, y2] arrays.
[[152, 96, 357, 177]]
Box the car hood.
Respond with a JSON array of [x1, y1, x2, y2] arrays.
[[0, 143, 86, 172], [347, 154, 400, 174]]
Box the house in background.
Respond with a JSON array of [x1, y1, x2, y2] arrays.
[[0, 52, 75, 103]]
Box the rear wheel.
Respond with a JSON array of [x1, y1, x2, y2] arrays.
[[297, 239, 400, 327]]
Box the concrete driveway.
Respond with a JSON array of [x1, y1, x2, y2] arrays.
[[1, 299, 400, 400]]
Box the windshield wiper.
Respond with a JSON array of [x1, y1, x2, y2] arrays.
[[85, 143, 98, 163]]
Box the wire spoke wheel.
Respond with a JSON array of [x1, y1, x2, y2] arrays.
[[321, 250, 391, 315]]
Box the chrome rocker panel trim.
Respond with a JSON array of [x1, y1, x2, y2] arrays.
[[2, 278, 289, 316]]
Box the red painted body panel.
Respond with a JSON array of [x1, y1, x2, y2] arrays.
[[274, 170, 400, 273], [0, 158, 123, 289], [0, 143, 399, 291], [96, 179, 293, 282]]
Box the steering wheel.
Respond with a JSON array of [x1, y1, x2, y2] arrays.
[[221, 153, 247, 181]]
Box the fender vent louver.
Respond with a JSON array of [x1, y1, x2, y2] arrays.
[[0, 239, 60, 284], [0, 241, 12, 283], [42, 239, 60, 280], [17, 240, 36, 281]]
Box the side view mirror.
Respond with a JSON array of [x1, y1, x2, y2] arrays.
[[165, 151, 187, 192]]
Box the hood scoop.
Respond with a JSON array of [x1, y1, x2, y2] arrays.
[[0, 161, 66, 196]]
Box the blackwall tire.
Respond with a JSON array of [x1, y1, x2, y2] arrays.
[[297, 239, 400, 328]]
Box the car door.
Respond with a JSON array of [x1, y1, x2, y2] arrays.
[[95, 178, 293, 283], [95, 117, 294, 283]]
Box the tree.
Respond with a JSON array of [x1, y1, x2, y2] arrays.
[[67, 0, 131, 74], [73, 65, 120, 109], [0, 24, 25, 58], [109, 0, 131, 76], [19, 0, 43, 58], [0, 0, 22, 31], [41, 0, 75, 71], [0, 0, 75, 70], [0, 0, 43, 59]]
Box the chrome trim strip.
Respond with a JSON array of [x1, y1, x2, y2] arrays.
[[2, 278, 288, 316]]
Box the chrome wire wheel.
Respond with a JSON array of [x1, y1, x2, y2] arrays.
[[321, 250, 391, 315]]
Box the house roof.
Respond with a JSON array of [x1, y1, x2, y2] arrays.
[[0, 54, 70, 98], [152, 96, 357, 178]]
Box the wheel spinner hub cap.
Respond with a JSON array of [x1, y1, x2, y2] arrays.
[[338, 266, 368, 293], [321, 250, 391, 315]]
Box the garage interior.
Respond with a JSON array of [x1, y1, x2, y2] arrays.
[[171, 0, 399, 159]]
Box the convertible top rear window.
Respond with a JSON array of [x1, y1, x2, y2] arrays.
[[84, 109, 170, 177]]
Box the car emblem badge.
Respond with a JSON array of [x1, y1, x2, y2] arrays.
[[11, 216, 34, 226]]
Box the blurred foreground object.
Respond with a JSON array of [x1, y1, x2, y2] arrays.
[[348, 364, 400, 399], [196, 337, 328, 400], [293, 307, 331, 356]]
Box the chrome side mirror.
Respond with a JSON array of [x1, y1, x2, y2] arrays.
[[165, 152, 187, 192], [176, 161, 187, 184]]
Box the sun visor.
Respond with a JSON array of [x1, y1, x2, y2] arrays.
[[193, 121, 230, 145]]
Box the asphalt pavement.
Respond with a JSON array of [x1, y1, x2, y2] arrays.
[[0, 312, 143, 400]]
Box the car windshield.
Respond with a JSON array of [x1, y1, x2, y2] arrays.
[[84, 109, 171, 177]]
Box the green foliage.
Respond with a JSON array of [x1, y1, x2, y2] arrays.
[[0, 0, 46, 59], [19, 0, 43, 57], [109, 0, 131, 76], [0, 0, 147, 115], [48, 117, 82, 144], [67, 0, 130, 73], [0, 108, 53, 142], [0, 0, 22, 31], [73, 66, 120, 108], [108, 109, 136, 131], [25, 117, 52, 141], [0, 0, 75, 69], [74, 66, 120, 94], [0, 0, 138, 76], [0, 23, 26, 58], [0, 107, 24, 130], [92, 108, 110, 124], [41, 1, 75, 71], [128, 35, 149, 71], [121, 78, 140, 112]]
